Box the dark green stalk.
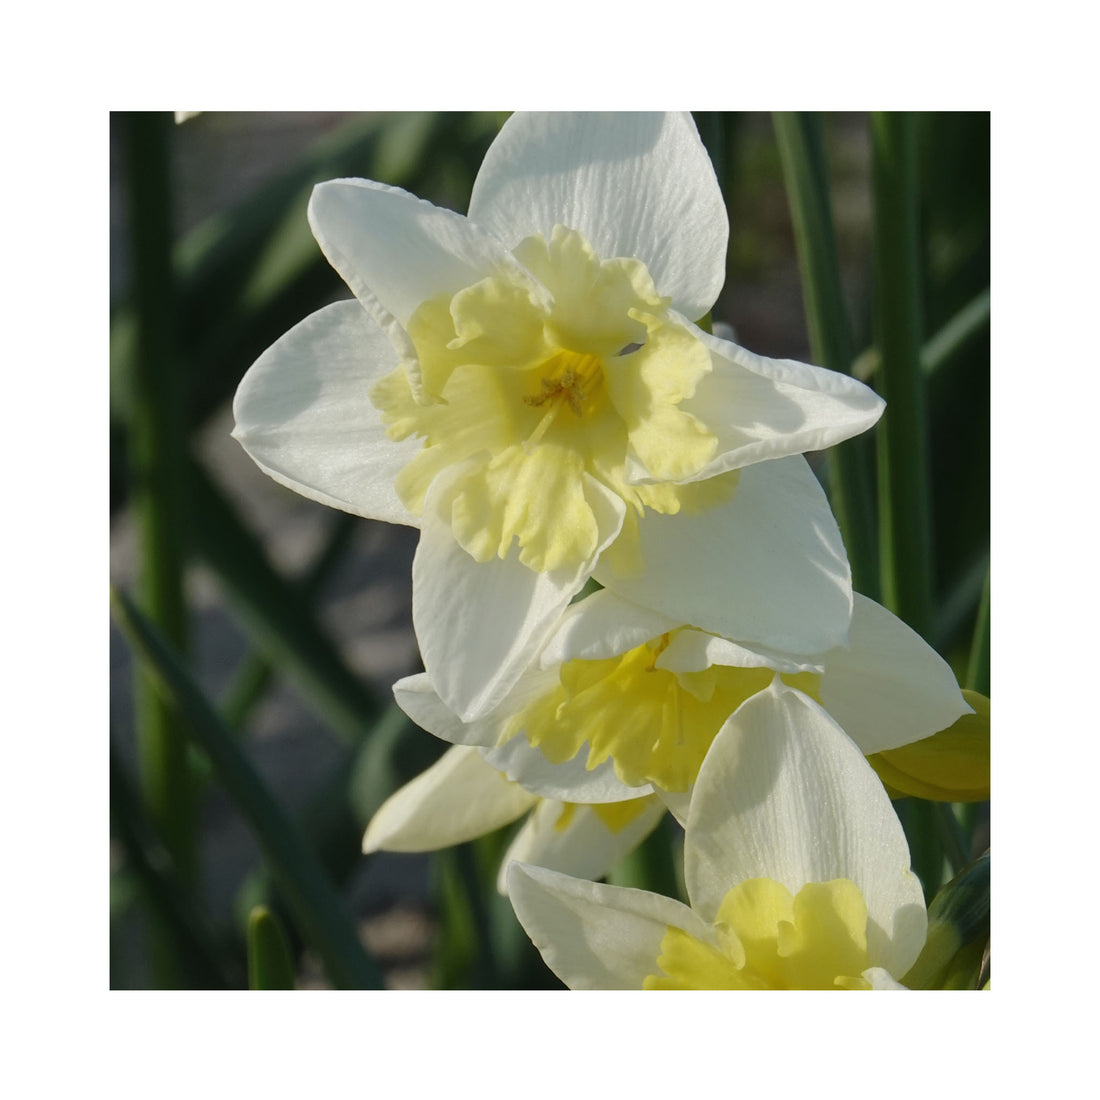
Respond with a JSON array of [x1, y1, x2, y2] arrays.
[[607, 818, 683, 903], [247, 907, 297, 990], [111, 587, 383, 989], [219, 655, 274, 732], [110, 745, 239, 989], [966, 568, 991, 696], [188, 462, 381, 742], [123, 112, 196, 986], [773, 112, 879, 599], [933, 549, 989, 653], [897, 798, 946, 903], [871, 112, 935, 639], [219, 514, 358, 730], [431, 848, 478, 989], [933, 802, 970, 877], [125, 112, 195, 875], [852, 286, 990, 384], [922, 287, 990, 379]]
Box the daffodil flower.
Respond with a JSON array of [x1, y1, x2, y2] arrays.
[[507, 680, 928, 989], [391, 586, 973, 818], [232, 112, 884, 721], [361, 744, 664, 894]]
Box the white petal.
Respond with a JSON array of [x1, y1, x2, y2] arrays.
[[863, 967, 910, 990], [394, 665, 650, 802], [413, 462, 625, 722], [395, 661, 653, 802], [820, 594, 974, 754], [655, 629, 822, 676], [469, 112, 727, 321], [595, 456, 852, 656], [677, 324, 885, 479], [232, 301, 419, 525], [391, 668, 558, 748], [656, 787, 693, 828], [482, 737, 652, 804], [684, 680, 927, 979], [655, 629, 756, 674], [362, 746, 536, 853], [308, 179, 546, 336], [537, 587, 683, 668], [506, 862, 708, 989], [497, 797, 665, 894]]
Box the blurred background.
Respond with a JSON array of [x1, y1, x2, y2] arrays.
[[109, 111, 990, 989]]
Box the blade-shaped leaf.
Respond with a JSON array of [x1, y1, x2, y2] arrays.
[[111, 586, 383, 989]]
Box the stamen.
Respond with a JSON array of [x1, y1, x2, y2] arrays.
[[521, 351, 604, 451]]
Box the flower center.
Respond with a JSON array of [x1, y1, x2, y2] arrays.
[[369, 225, 726, 573], [504, 629, 822, 792], [644, 878, 875, 990], [522, 350, 605, 450]]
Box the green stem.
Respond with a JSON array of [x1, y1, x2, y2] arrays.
[[110, 745, 239, 988], [773, 112, 879, 600], [111, 587, 383, 990], [966, 568, 991, 696], [220, 513, 358, 730], [933, 803, 969, 877], [852, 286, 990, 384], [607, 818, 682, 902], [922, 287, 990, 378], [897, 798, 946, 903], [247, 907, 298, 990], [188, 461, 382, 742], [933, 549, 989, 653], [871, 112, 934, 639], [123, 112, 196, 985]]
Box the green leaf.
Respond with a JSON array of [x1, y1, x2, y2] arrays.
[[871, 112, 935, 640], [121, 113, 199, 987], [219, 513, 359, 731], [187, 461, 383, 743], [773, 112, 879, 600], [110, 744, 239, 988], [967, 568, 991, 697], [111, 586, 383, 989], [248, 907, 298, 990], [934, 549, 989, 653]]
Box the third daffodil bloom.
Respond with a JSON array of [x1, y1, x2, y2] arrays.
[[507, 680, 928, 989], [233, 112, 884, 721], [361, 744, 664, 895]]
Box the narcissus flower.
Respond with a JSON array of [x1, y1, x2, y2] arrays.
[[233, 112, 883, 721], [392, 586, 973, 817], [361, 744, 663, 894], [507, 680, 928, 989]]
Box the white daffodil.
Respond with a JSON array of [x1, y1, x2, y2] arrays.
[[508, 680, 928, 989], [391, 586, 972, 820], [233, 112, 883, 721], [361, 744, 664, 895]]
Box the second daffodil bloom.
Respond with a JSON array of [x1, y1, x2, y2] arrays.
[[232, 112, 884, 721], [508, 681, 928, 989], [391, 586, 973, 819]]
